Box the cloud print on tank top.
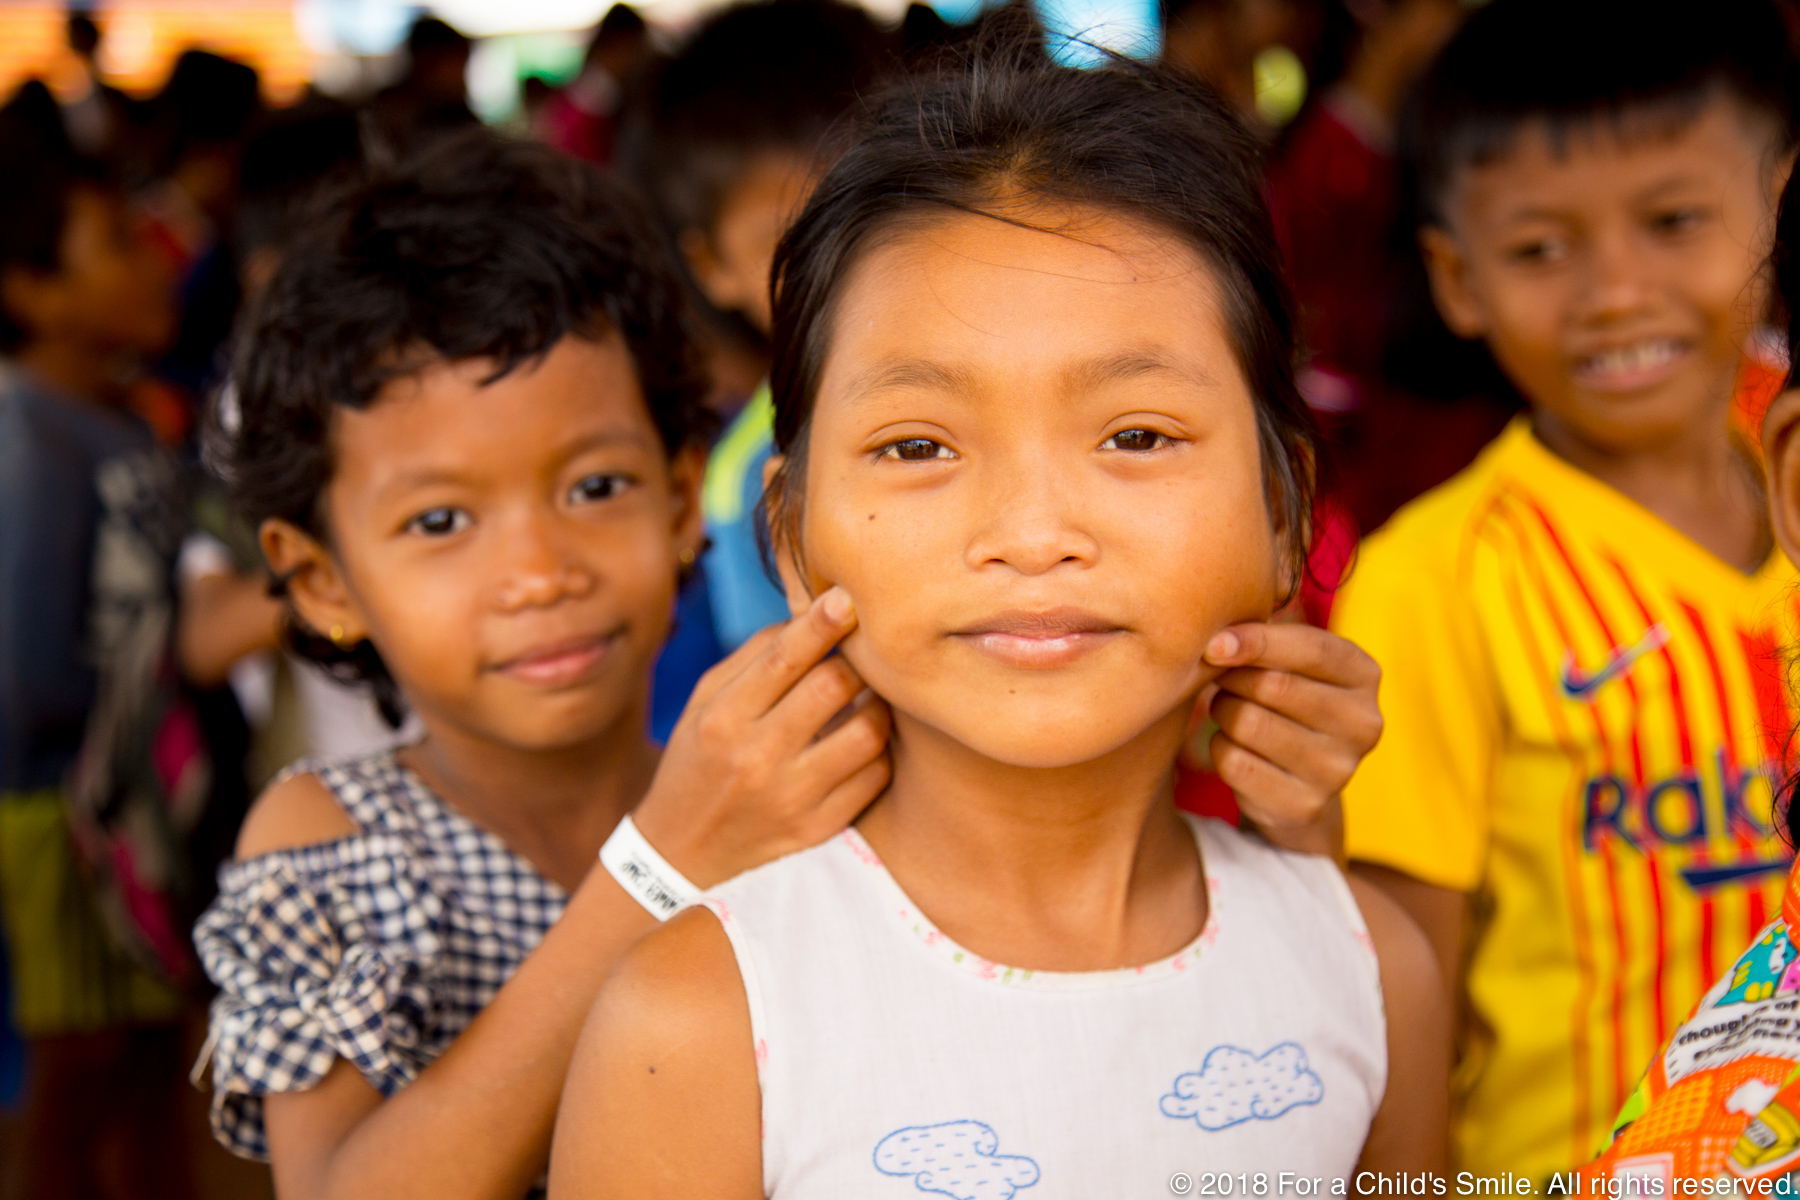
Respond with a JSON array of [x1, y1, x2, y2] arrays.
[[873, 1120, 1041, 1199], [1161, 1042, 1325, 1130]]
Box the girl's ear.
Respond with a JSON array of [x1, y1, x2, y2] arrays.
[[761, 453, 813, 619], [259, 518, 367, 646], [1764, 388, 1800, 567], [667, 443, 707, 566]]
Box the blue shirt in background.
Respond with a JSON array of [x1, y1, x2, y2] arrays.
[[700, 385, 790, 653], [648, 565, 725, 745], [0, 365, 163, 791]]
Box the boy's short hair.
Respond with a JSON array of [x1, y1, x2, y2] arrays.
[[1411, 0, 1795, 225], [619, 0, 893, 240]]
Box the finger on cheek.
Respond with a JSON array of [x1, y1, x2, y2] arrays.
[[1204, 625, 1256, 667]]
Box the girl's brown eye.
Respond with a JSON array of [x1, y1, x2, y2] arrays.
[[406, 507, 472, 537], [569, 472, 633, 504], [886, 438, 949, 461], [1104, 428, 1165, 452]]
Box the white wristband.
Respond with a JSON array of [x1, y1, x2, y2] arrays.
[[599, 814, 702, 921]]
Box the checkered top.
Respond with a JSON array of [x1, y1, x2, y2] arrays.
[[194, 751, 568, 1165]]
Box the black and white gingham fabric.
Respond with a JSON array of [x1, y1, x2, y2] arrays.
[[194, 752, 568, 1162]]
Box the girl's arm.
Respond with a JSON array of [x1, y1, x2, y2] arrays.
[[1346, 874, 1452, 1170], [248, 591, 887, 1200], [545, 908, 761, 1200]]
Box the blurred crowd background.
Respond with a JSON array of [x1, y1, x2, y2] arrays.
[[2, 0, 1794, 1196]]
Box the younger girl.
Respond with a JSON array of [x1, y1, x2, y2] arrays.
[[192, 132, 893, 1200], [551, 52, 1449, 1197]]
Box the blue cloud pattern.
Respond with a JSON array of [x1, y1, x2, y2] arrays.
[[1161, 1042, 1325, 1131], [873, 1120, 1041, 1200]]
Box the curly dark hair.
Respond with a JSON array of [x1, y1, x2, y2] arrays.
[[765, 43, 1318, 596], [220, 128, 710, 721]]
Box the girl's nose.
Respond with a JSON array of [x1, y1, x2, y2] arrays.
[[493, 523, 598, 610], [963, 464, 1101, 576]]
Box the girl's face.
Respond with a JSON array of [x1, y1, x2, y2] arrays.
[[273, 333, 702, 752], [782, 205, 1281, 769]]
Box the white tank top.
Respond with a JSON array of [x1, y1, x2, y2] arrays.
[[702, 813, 1387, 1199]]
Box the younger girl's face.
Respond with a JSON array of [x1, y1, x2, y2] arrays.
[[280, 333, 702, 753], [787, 205, 1281, 769]]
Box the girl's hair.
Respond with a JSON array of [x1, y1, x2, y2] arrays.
[[1779, 168, 1800, 398], [219, 129, 710, 720], [764, 44, 1318, 592], [1774, 171, 1800, 848]]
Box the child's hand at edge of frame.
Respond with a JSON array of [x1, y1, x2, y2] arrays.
[[1199, 622, 1382, 866], [632, 586, 892, 890]]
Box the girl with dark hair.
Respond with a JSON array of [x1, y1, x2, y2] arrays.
[[549, 52, 1449, 1197], [190, 132, 895, 1200]]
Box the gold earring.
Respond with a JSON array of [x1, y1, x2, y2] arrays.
[[328, 624, 346, 645], [678, 547, 696, 569]]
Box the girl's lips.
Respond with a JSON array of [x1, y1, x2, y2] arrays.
[[955, 629, 1124, 669], [950, 609, 1125, 669], [492, 632, 618, 688]]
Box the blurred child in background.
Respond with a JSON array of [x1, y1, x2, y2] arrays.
[[369, 17, 479, 154], [536, 4, 650, 166], [621, 0, 894, 653], [1332, 0, 1798, 1175], [0, 123, 194, 1200]]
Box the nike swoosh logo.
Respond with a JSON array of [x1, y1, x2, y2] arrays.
[[1679, 858, 1794, 891], [1560, 623, 1671, 702]]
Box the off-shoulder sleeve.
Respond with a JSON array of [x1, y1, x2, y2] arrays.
[[193, 833, 447, 1160]]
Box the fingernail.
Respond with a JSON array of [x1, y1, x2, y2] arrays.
[[821, 586, 853, 623], [1206, 631, 1239, 662]]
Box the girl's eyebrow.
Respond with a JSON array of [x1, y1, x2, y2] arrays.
[[373, 428, 655, 498], [843, 351, 1214, 403], [1060, 350, 1216, 394], [843, 358, 978, 401]]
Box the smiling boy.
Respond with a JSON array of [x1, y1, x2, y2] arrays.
[[1331, 0, 1799, 1176]]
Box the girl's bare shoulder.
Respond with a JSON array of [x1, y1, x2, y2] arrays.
[[552, 906, 762, 1199], [597, 905, 750, 1044], [234, 771, 359, 860]]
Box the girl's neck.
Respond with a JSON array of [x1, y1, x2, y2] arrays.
[[400, 707, 659, 891], [856, 704, 1205, 974]]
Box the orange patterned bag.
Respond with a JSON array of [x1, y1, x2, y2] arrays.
[[1589, 860, 1800, 1187]]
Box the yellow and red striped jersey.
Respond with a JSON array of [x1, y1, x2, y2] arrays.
[[1334, 418, 1798, 1177]]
